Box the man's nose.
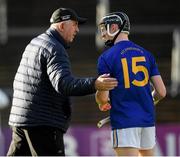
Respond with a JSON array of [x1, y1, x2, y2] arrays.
[[76, 26, 79, 33]]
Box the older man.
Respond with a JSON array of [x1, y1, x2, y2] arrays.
[[7, 8, 118, 156]]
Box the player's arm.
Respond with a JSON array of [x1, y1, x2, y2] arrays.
[[151, 75, 166, 104], [95, 90, 111, 111]]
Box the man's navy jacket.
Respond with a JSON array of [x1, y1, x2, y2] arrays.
[[9, 28, 96, 132]]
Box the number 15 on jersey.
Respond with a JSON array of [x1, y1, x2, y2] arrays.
[[121, 56, 149, 88]]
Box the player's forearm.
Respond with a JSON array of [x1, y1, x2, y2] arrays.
[[95, 90, 109, 105], [95, 90, 111, 111], [151, 75, 166, 100]]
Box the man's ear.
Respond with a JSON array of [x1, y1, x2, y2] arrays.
[[57, 22, 64, 31]]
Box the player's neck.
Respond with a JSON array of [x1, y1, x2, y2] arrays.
[[114, 33, 129, 44]]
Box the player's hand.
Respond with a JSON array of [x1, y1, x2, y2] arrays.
[[95, 74, 118, 91], [152, 90, 160, 105], [99, 103, 111, 111], [154, 99, 159, 105]]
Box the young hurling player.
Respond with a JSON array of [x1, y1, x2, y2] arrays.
[[95, 12, 166, 156]]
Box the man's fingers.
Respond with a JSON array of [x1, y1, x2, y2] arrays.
[[103, 79, 118, 89], [104, 81, 118, 86], [95, 74, 118, 91], [99, 73, 110, 78], [103, 77, 117, 82], [100, 77, 118, 83], [98, 83, 118, 91]]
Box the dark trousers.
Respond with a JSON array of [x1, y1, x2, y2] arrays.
[[7, 126, 65, 156]]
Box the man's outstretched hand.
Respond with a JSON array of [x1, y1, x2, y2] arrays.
[[95, 74, 118, 91]]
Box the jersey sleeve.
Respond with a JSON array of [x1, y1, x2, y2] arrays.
[[149, 53, 160, 77], [97, 55, 111, 75]]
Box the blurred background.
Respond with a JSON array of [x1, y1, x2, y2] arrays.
[[0, 0, 180, 156]]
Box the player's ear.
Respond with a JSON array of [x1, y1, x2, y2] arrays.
[[111, 24, 119, 33]]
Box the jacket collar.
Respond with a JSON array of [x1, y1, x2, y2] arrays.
[[46, 27, 70, 49]]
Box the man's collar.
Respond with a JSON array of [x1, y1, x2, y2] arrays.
[[46, 27, 70, 49]]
